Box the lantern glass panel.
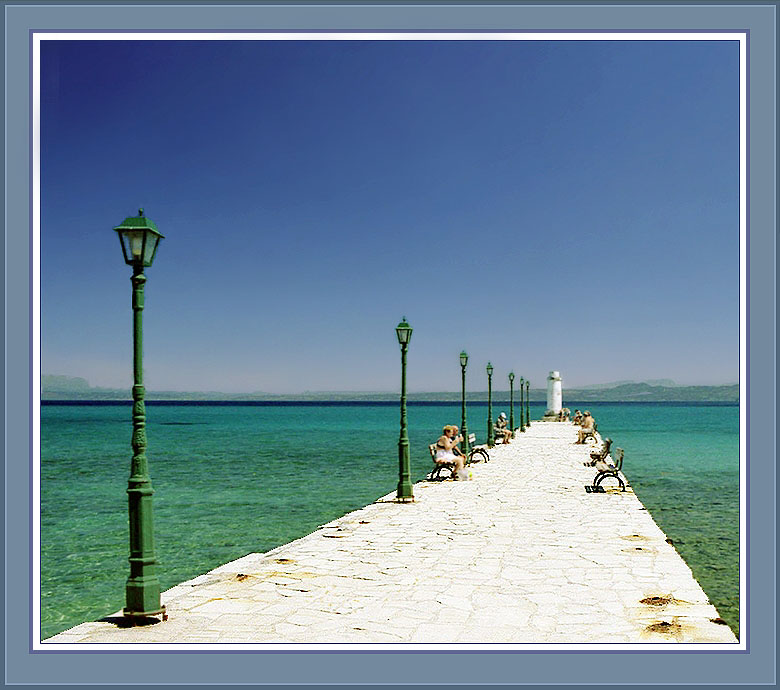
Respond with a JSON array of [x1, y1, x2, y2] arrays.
[[460, 351, 468, 367], [121, 230, 145, 263], [143, 233, 160, 265]]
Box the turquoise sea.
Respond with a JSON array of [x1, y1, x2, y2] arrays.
[[40, 401, 739, 640]]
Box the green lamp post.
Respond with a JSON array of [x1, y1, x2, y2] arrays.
[[460, 351, 470, 458], [508, 371, 515, 438], [525, 379, 531, 428], [114, 208, 166, 619], [395, 318, 414, 502], [519, 376, 525, 432], [486, 362, 494, 448]]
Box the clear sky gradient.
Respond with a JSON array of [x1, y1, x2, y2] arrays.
[[41, 38, 739, 393]]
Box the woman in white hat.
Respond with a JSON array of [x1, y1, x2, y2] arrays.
[[494, 412, 512, 444]]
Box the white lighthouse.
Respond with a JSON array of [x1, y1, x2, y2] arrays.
[[545, 371, 563, 418]]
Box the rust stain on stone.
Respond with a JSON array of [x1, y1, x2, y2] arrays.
[[645, 620, 681, 635], [639, 594, 689, 607]]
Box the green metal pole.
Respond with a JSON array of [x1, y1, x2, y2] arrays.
[[519, 377, 525, 431], [486, 367, 494, 448], [396, 342, 414, 501], [525, 380, 531, 428], [461, 362, 469, 458], [124, 268, 164, 618], [509, 373, 515, 438]]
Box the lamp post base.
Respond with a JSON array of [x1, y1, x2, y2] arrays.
[[125, 574, 162, 617], [396, 480, 414, 502], [123, 604, 167, 621]]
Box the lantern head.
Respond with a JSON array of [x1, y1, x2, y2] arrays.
[[115, 208, 164, 268], [395, 318, 412, 346]]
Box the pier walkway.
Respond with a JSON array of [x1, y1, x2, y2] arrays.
[[45, 421, 737, 645]]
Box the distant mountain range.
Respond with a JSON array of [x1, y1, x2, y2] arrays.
[[42, 375, 738, 403], [575, 379, 679, 389]]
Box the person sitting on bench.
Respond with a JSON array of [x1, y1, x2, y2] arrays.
[[450, 425, 468, 460], [575, 411, 595, 444], [434, 425, 467, 480], [494, 412, 512, 444], [572, 409, 583, 425]]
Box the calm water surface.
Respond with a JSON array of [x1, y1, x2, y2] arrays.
[[40, 401, 739, 639]]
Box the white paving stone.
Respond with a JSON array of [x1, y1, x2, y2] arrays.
[[43, 421, 738, 646]]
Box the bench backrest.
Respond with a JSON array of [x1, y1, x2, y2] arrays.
[[428, 443, 437, 460], [467, 433, 476, 445], [613, 448, 624, 470]]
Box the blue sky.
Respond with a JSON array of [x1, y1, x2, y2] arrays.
[[41, 38, 739, 393]]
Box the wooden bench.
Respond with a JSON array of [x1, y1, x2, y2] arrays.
[[427, 433, 489, 480], [584, 437, 612, 466], [585, 447, 626, 492], [467, 434, 490, 464]]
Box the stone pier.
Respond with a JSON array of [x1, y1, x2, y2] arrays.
[[44, 421, 737, 646]]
